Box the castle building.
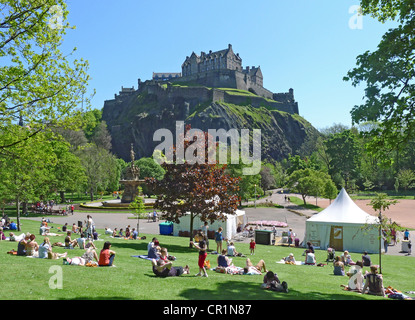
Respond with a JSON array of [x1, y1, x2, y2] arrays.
[[110, 44, 298, 115], [181, 44, 264, 88], [175, 44, 274, 99]]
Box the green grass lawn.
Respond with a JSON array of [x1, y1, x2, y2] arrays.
[[288, 196, 325, 212], [1, 219, 414, 300]]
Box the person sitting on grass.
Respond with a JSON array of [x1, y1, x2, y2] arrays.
[[38, 237, 68, 260], [341, 260, 364, 292], [25, 234, 39, 257], [17, 233, 30, 256], [76, 233, 87, 249], [64, 231, 78, 249], [361, 265, 386, 297], [226, 240, 239, 257], [333, 256, 345, 276], [131, 228, 138, 240], [341, 250, 356, 266], [362, 251, 372, 267], [304, 249, 316, 265], [98, 241, 116, 267], [326, 247, 336, 263], [261, 270, 289, 293], [0, 227, 6, 241], [81, 247, 99, 265], [71, 223, 78, 234], [217, 249, 232, 268], [148, 240, 161, 260]]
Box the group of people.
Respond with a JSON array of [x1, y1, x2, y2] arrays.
[[61, 215, 96, 239], [106, 226, 139, 240], [327, 247, 386, 297], [11, 229, 117, 267]]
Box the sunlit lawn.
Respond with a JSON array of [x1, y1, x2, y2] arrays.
[[0, 219, 414, 300]]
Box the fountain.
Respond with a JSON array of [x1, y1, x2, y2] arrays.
[[98, 144, 147, 209], [120, 144, 145, 203]]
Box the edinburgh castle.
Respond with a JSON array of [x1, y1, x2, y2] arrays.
[[110, 44, 299, 115]]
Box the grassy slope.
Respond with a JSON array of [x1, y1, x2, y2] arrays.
[[1, 219, 414, 300]]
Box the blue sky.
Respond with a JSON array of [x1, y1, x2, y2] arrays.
[[62, 0, 397, 130]]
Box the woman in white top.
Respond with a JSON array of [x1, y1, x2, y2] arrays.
[[341, 260, 364, 292]]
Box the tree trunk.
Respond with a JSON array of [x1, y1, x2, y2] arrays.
[[60, 191, 66, 203], [22, 201, 28, 216], [189, 213, 194, 248], [16, 196, 21, 232], [90, 187, 94, 202]]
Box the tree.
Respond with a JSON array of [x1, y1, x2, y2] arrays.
[[286, 168, 334, 206], [0, 0, 92, 153], [368, 192, 398, 274], [146, 127, 240, 244], [344, 0, 415, 159], [136, 157, 165, 181], [46, 134, 87, 203], [129, 186, 145, 235], [395, 168, 415, 191], [77, 143, 119, 201], [323, 179, 338, 204], [0, 126, 56, 230], [260, 165, 276, 194], [325, 130, 362, 191], [90, 121, 112, 151]]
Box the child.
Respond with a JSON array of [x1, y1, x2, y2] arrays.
[[190, 232, 208, 277], [215, 227, 224, 254], [284, 253, 296, 265], [326, 247, 336, 263], [249, 238, 256, 255]]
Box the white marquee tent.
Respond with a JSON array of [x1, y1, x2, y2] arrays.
[[304, 188, 382, 253], [172, 209, 246, 241]]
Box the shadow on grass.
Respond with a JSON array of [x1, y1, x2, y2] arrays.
[[177, 279, 370, 301]]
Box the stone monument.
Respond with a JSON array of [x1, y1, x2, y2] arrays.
[[120, 144, 145, 203]]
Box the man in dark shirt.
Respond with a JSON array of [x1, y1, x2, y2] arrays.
[[362, 251, 372, 267]]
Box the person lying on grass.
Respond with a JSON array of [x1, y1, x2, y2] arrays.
[[151, 257, 189, 278], [241, 258, 267, 275], [63, 248, 99, 266], [261, 270, 289, 293]]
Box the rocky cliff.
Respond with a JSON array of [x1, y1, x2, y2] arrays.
[[102, 81, 318, 163]]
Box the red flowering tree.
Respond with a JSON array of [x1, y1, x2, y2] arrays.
[[146, 126, 240, 244]]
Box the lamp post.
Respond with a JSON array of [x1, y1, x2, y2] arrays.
[[254, 184, 257, 209]]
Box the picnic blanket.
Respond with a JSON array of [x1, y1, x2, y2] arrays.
[[277, 259, 305, 266], [131, 255, 155, 261]]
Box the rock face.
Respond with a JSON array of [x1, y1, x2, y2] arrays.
[[102, 81, 318, 163]]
